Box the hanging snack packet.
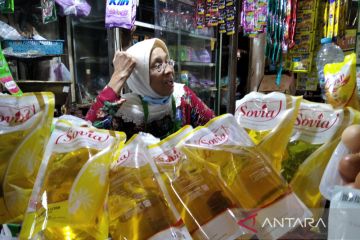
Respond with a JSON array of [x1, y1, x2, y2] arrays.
[[235, 91, 302, 171], [0, 0, 14, 13], [148, 124, 247, 239], [41, 0, 58, 24], [324, 53, 360, 110], [55, 0, 92, 17], [0, 47, 22, 96], [290, 106, 360, 218], [105, 0, 137, 29], [108, 134, 192, 240], [20, 120, 126, 239], [181, 114, 311, 240], [0, 93, 54, 223]]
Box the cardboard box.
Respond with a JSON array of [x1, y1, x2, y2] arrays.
[[258, 74, 296, 95]]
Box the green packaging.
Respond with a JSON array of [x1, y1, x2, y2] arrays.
[[0, 47, 22, 96]]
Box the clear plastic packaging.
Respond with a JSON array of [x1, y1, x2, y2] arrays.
[[315, 38, 344, 100]]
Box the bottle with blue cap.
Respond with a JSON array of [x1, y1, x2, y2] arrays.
[[315, 38, 344, 101]]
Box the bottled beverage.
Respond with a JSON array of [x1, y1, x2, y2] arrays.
[[315, 38, 344, 100]]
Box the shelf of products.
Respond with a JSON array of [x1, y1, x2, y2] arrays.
[[180, 61, 215, 67]]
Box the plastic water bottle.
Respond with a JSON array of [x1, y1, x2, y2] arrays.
[[315, 38, 344, 100]]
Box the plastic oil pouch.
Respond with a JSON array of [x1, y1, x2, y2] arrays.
[[20, 120, 126, 239], [181, 114, 311, 240], [0, 92, 54, 223], [148, 124, 247, 240], [235, 91, 302, 171], [328, 186, 360, 240], [108, 134, 192, 240], [290, 106, 360, 218], [0, 47, 22, 96], [105, 0, 137, 29], [324, 53, 360, 110]]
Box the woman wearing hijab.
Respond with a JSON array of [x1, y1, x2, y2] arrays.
[[86, 38, 215, 139]]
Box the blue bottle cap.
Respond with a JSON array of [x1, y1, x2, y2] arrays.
[[320, 38, 332, 44]]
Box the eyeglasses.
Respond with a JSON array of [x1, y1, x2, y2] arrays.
[[152, 59, 175, 72]]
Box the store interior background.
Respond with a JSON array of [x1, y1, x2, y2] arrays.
[[0, 0, 359, 116]]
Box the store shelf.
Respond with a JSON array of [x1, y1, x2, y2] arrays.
[[135, 21, 216, 41], [4, 54, 65, 60], [192, 86, 217, 92], [177, 0, 195, 6], [180, 61, 216, 67]]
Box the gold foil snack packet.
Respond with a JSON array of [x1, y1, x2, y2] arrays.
[[108, 134, 191, 240], [0, 92, 54, 223], [20, 119, 126, 239]]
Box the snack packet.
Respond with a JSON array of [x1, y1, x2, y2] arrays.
[[105, 0, 137, 29], [109, 134, 192, 239], [55, 0, 91, 16], [20, 120, 126, 239], [0, 47, 22, 96], [148, 124, 248, 239], [290, 106, 360, 218], [0, 92, 54, 223], [324, 53, 360, 110], [181, 114, 311, 240], [235, 91, 302, 171]]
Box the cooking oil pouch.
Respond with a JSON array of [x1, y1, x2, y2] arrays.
[[148, 124, 247, 240], [20, 120, 126, 239], [0, 92, 54, 223], [324, 53, 360, 110], [235, 91, 302, 171], [108, 134, 192, 240], [58, 114, 93, 127], [281, 100, 344, 182], [290, 106, 360, 219], [182, 114, 311, 240]]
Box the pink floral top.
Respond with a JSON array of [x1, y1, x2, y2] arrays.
[[86, 86, 215, 139]]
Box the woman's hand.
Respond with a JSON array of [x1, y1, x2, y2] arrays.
[[107, 51, 136, 95]]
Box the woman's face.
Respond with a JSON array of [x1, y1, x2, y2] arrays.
[[149, 47, 175, 96]]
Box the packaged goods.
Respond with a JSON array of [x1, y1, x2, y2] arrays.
[[281, 101, 345, 182], [0, 47, 22, 96], [105, 0, 136, 29], [109, 134, 191, 240], [235, 91, 302, 171], [320, 121, 360, 200], [324, 53, 360, 110], [20, 120, 126, 239], [316, 38, 344, 100], [148, 124, 247, 240], [328, 186, 360, 239], [0, 92, 54, 223], [182, 114, 311, 240], [290, 106, 360, 218]]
